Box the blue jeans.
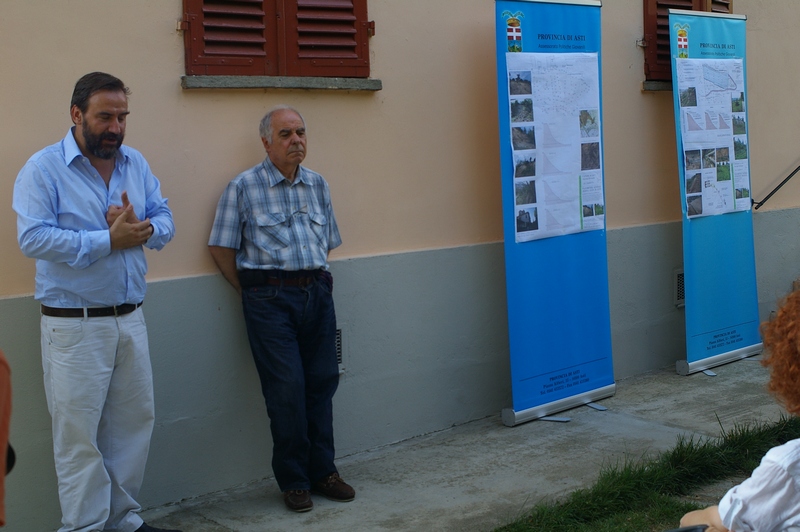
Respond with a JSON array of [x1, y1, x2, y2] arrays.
[[241, 277, 339, 491]]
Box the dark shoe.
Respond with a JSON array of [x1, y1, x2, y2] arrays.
[[135, 523, 182, 532], [312, 472, 355, 502], [283, 489, 313, 512]]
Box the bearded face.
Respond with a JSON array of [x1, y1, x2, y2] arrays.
[[81, 119, 124, 160], [72, 89, 128, 161]]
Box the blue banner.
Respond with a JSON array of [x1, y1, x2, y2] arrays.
[[495, 0, 614, 426], [669, 11, 762, 374]]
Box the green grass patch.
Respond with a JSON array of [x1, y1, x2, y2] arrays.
[[494, 416, 800, 532]]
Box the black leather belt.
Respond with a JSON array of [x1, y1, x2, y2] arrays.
[[41, 302, 143, 318], [239, 269, 322, 288]]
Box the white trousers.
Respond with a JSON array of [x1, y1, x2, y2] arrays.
[[41, 308, 154, 532]]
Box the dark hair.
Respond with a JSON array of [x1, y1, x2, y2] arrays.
[[70, 72, 130, 113]]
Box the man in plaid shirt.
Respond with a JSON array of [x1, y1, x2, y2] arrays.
[[208, 105, 354, 513]]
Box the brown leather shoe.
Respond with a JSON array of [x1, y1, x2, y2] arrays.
[[283, 489, 313, 512], [311, 472, 355, 502]]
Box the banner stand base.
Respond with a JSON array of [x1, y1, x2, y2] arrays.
[[676, 343, 763, 376], [501, 383, 616, 427]]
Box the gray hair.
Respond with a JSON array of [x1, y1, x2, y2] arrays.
[[259, 105, 306, 144]]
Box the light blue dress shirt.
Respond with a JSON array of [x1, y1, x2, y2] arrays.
[[13, 128, 175, 307], [209, 157, 341, 271]]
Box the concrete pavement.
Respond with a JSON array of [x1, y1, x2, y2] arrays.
[[142, 357, 782, 531]]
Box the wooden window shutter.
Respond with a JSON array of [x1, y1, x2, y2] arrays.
[[643, 0, 700, 82], [642, 0, 732, 82], [283, 0, 371, 78], [707, 0, 733, 14], [183, 0, 277, 75]]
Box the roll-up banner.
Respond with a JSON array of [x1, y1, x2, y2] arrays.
[[494, 0, 615, 427], [669, 10, 762, 375]]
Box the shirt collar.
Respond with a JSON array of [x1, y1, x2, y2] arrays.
[[263, 157, 311, 187], [63, 126, 128, 166]]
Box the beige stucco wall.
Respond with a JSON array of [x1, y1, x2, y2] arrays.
[[600, 0, 800, 226], [740, 1, 800, 210], [1, 0, 503, 297], [3, 0, 800, 297]]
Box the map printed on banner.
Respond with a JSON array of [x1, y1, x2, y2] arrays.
[[676, 58, 751, 218], [506, 52, 604, 243]]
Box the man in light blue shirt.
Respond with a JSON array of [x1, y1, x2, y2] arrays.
[[13, 72, 178, 532]]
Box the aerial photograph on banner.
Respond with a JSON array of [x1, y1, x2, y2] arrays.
[[506, 52, 605, 242], [676, 58, 751, 218]]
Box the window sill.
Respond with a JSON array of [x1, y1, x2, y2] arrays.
[[642, 81, 672, 92], [181, 76, 382, 91]]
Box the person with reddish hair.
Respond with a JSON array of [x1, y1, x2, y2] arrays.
[[680, 290, 800, 531]]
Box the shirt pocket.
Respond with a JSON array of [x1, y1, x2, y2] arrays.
[[309, 212, 329, 247], [255, 213, 290, 251]]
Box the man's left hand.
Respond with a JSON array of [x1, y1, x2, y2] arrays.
[[107, 191, 141, 226]]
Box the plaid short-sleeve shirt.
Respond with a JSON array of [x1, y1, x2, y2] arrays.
[[209, 157, 342, 271]]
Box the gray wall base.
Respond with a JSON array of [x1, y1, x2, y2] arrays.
[[0, 243, 510, 531], [3, 207, 800, 530]]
